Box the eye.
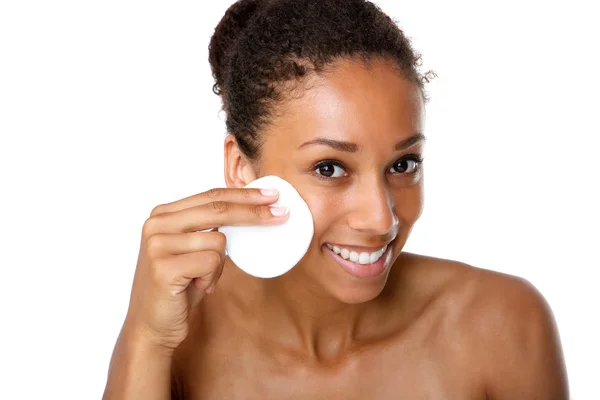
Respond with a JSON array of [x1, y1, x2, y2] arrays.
[[313, 161, 348, 179], [388, 155, 424, 174]]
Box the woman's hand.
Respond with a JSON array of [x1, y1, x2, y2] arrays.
[[122, 187, 288, 353]]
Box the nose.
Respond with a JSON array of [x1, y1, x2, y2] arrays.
[[346, 177, 398, 236]]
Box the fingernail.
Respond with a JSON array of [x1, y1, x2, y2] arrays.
[[260, 188, 278, 196], [270, 206, 289, 217]]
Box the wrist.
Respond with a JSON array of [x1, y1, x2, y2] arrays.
[[120, 321, 177, 360], [104, 322, 174, 399]]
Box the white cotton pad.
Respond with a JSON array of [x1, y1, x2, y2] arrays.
[[218, 175, 314, 278]]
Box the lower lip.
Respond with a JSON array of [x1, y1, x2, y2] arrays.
[[324, 244, 391, 279]]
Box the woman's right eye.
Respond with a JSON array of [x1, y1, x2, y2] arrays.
[[314, 162, 347, 179]]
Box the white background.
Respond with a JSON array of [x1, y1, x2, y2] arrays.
[[1, 0, 598, 398]]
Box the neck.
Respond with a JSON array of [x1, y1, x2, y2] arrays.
[[222, 258, 390, 362]]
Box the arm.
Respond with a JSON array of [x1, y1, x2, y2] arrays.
[[102, 324, 174, 400], [482, 277, 569, 399]]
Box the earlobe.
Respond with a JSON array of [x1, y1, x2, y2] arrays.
[[223, 134, 257, 188]]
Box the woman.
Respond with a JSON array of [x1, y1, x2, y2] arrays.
[[103, 0, 568, 398]]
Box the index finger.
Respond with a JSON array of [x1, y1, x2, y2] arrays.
[[151, 187, 279, 216]]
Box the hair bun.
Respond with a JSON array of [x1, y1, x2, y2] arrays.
[[209, 0, 264, 96]]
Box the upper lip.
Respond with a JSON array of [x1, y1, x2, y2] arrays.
[[324, 241, 391, 253]]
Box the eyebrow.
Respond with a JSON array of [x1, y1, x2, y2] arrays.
[[297, 133, 426, 152]]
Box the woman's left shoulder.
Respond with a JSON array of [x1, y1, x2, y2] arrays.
[[432, 256, 569, 398], [447, 260, 555, 334], [400, 251, 551, 321], [395, 252, 568, 397]]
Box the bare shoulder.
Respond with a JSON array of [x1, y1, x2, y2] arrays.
[[400, 252, 569, 399], [399, 251, 558, 331]]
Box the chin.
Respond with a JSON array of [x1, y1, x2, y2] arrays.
[[328, 279, 391, 304]]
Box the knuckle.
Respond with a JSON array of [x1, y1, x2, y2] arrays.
[[213, 232, 227, 250], [203, 231, 226, 250], [209, 250, 222, 266], [145, 235, 163, 256], [240, 188, 253, 200], [205, 188, 223, 200], [254, 205, 270, 219], [150, 204, 166, 217], [210, 201, 229, 214], [142, 216, 159, 238]]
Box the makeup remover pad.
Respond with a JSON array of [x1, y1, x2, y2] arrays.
[[218, 175, 314, 278]]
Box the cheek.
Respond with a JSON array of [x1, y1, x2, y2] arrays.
[[305, 195, 335, 216], [303, 191, 345, 231], [392, 182, 424, 222]]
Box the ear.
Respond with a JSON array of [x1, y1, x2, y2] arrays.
[[224, 134, 257, 188]]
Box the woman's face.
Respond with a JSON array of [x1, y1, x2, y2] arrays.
[[254, 58, 425, 303]]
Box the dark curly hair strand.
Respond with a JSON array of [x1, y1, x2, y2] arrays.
[[208, 0, 436, 161]]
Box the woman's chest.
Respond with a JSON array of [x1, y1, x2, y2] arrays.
[[174, 338, 484, 400]]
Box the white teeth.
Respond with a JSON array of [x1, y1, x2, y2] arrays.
[[369, 252, 379, 264], [381, 244, 387, 255], [327, 243, 389, 265], [358, 252, 370, 264]]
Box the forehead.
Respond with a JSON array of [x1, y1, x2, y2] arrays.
[[265, 57, 425, 147]]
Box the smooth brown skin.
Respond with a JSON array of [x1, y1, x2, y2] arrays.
[[104, 57, 568, 399]]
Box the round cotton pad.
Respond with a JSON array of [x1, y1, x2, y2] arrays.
[[218, 175, 314, 278]]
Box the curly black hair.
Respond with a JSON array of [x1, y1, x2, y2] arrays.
[[208, 0, 435, 161]]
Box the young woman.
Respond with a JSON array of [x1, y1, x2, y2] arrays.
[[103, 0, 568, 398]]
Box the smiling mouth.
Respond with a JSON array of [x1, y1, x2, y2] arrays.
[[325, 243, 388, 265]]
